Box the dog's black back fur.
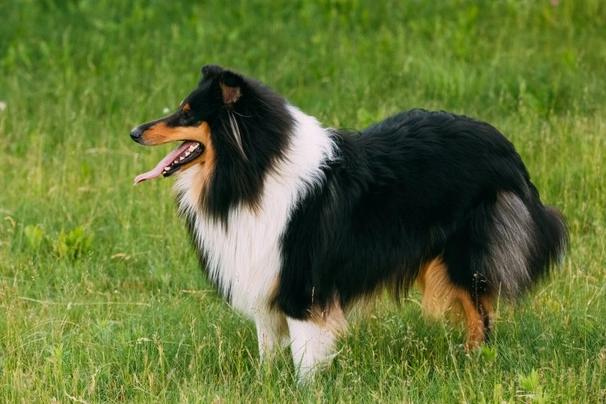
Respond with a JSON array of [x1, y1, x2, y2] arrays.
[[275, 110, 567, 319]]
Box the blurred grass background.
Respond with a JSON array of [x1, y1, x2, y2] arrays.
[[0, 0, 604, 402]]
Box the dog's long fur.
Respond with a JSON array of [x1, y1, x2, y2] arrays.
[[130, 65, 568, 381]]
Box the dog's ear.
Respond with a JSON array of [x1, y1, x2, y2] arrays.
[[199, 64, 224, 87], [201, 64, 224, 80], [219, 71, 243, 105]]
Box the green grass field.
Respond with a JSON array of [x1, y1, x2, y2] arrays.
[[1, 0, 605, 402]]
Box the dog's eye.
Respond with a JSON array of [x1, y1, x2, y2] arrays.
[[181, 110, 192, 123]]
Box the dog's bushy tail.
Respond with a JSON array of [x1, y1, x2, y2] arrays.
[[478, 193, 568, 300], [529, 205, 568, 279]]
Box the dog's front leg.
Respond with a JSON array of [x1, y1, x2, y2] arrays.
[[286, 317, 341, 383], [254, 310, 289, 362]]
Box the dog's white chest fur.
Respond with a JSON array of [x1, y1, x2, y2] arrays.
[[174, 107, 336, 316]]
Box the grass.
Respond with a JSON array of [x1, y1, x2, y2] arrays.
[[1, 0, 605, 402]]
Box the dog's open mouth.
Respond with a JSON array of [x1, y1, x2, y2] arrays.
[[134, 141, 204, 184]]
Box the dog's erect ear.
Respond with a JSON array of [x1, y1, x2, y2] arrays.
[[199, 64, 224, 87], [199, 65, 243, 105], [201, 64, 224, 80], [219, 71, 243, 105]]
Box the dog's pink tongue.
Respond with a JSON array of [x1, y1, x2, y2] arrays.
[[134, 142, 193, 184]]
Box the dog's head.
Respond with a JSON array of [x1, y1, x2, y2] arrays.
[[131, 65, 292, 214], [131, 65, 250, 183]]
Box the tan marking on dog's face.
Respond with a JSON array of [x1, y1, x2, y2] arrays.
[[179, 127, 216, 197], [139, 120, 216, 191], [171, 122, 217, 207], [139, 120, 209, 146]]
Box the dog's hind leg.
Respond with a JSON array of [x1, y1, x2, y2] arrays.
[[456, 289, 489, 350], [479, 296, 494, 341], [417, 260, 492, 349]]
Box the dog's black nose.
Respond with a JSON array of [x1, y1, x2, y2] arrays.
[[130, 126, 143, 141]]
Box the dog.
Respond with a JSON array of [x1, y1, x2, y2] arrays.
[[130, 64, 567, 381]]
